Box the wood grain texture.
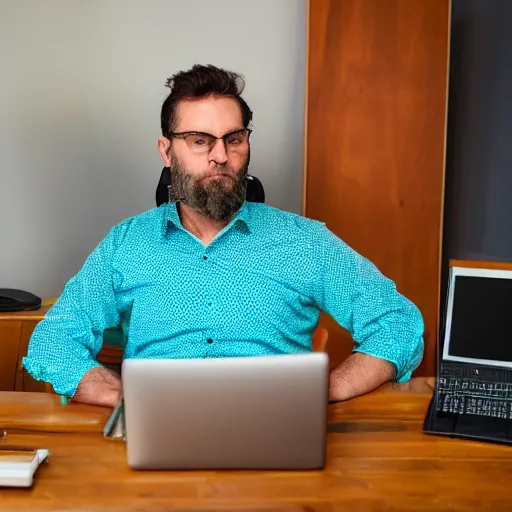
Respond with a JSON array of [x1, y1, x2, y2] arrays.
[[0, 391, 110, 433], [2, 379, 512, 511], [0, 321, 22, 391], [304, 0, 450, 377]]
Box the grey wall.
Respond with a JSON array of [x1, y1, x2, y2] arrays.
[[0, 0, 306, 298]]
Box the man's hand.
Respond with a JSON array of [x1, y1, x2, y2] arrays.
[[73, 366, 122, 408], [329, 352, 396, 402]]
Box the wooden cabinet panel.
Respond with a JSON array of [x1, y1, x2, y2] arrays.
[[15, 320, 47, 393], [305, 0, 450, 375], [0, 321, 22, 391]]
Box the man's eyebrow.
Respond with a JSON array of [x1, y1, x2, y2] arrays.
[[178, 128, 245, 136], [220, 128, 246, 137]]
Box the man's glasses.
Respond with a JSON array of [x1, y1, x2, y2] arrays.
[[168, 128, 252, 155]]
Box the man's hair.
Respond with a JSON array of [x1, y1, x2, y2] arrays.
[[160, 64, 253, 138]]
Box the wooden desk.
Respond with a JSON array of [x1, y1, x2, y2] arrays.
[[1, 377, 511, 511]]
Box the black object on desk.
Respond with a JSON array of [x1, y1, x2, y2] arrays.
[[0, 289, 41, 312]]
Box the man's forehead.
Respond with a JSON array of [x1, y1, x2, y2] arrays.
[[175, 96, 243, 134]]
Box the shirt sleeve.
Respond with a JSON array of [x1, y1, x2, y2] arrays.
[[314, 224, 425, 382], [22, 223, 126, 396]]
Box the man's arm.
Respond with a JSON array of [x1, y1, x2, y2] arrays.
[[23, 222, 129, 405], [73, 367, 122, 408], [312, 225, 424, 401], [328, 352, 396, 401]]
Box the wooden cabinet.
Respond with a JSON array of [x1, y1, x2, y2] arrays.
[[0, 304, 123, 392], [304, 0, 451, 376], [0, 306, 49, 392]]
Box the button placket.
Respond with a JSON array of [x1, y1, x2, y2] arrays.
[[201, 249, 213, 352]]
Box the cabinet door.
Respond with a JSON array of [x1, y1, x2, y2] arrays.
[[305, 0, 450, 375], [15, 320, 47, 392], [0, 321, 22, 391]]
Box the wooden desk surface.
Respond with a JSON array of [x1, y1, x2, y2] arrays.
[[1, 378, 511, 512], [0, 304, 53, 322]]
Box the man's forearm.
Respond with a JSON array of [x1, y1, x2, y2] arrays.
[[72, 366, 122, 408], [329, 352, 396, 401]]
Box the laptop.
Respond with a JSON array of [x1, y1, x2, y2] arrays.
[[121, 352, 329, 470], [423, 263, 512, 444]]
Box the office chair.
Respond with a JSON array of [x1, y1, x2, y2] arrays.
[[155, 167, 265, 207]]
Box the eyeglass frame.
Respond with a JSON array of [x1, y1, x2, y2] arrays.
[[167, 128, 252, 154]]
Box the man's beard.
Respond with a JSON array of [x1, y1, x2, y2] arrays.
[[168, 153, 249, 223]]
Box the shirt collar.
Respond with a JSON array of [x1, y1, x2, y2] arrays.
[[162, 200, 252, 236]]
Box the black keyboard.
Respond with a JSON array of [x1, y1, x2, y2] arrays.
[[437, 364, 512, 419]]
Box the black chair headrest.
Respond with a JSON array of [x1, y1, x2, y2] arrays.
[[155, 167, 265, 207]]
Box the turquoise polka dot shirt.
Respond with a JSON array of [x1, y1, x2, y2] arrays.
[[23, 201, 424, 396]]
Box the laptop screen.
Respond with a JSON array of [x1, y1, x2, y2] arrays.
[[443, 267, 512, 368]]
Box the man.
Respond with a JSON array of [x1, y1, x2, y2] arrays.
[[23, 64, 424, 408]]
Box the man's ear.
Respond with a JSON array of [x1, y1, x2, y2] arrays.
[[157, 137, 172, 167]]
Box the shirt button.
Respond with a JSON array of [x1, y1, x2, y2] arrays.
[[207, 338, 213, 344], [203, 255, 208, 260]]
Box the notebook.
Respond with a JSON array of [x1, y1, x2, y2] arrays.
[[423, 263, 512, 444], [0, 447, 50, 487]]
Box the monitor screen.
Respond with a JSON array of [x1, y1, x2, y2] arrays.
[[443, 267, 512, 367]]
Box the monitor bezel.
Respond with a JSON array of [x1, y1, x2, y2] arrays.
[[443, 266, 512, 368]]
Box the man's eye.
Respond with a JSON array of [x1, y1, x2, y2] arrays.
[[194, 138, 207, 146], [227, 136, 242, 145]]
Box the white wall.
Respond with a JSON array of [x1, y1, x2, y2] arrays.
[[0, 0, 306, 298]]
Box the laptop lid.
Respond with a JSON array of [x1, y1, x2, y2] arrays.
[[441, 265, 512, 370], [121, 353, 329, 470]]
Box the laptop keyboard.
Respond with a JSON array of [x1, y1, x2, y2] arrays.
[[437, 364, 512, 419]]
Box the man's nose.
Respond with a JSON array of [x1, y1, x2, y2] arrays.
[[209, 138, 228, 165]]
